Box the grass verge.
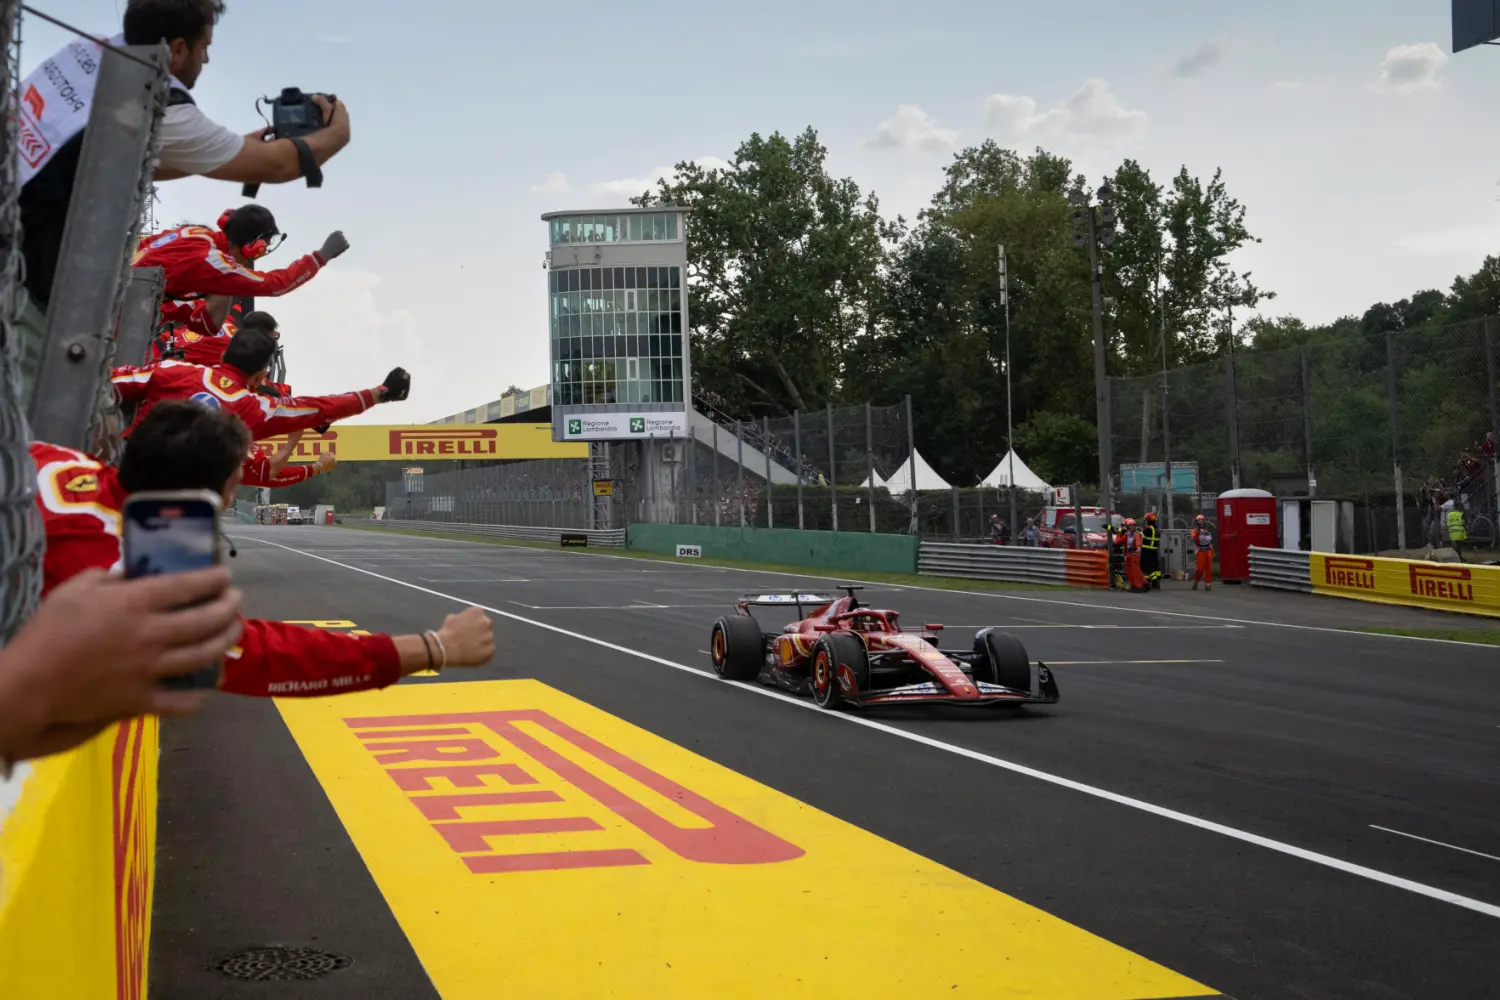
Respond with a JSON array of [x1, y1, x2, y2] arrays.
[[334, 522, 1061, 594], [1359, 627, 1500, 646]]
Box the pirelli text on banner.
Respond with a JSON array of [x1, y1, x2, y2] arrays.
[[257, 424, 587, 463], [1310, 552, 1500, 618]]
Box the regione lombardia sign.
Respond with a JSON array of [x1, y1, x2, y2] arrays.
[[563, 412, 688, 441]]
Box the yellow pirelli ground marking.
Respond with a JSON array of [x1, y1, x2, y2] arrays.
[[276, 680, 1216, 999]]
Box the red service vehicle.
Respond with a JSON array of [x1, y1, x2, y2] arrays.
[[1216, 488, 1279, 582], [1036, 506, 1111, 549], [708, 586, 1060, 710]]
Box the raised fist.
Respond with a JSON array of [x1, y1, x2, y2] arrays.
[[380, 367, 411, 402], [318, 231, 350, 262]]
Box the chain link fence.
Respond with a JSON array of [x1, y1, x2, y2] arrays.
[[384, 460, 602, 529], [1109, 317, 1500, 553]]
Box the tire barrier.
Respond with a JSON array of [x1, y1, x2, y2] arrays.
[[357, 519, 626, 548], [918, 543, 1109, 588], [1249, 545, 1500, 618], [0, 718, 158, 998]]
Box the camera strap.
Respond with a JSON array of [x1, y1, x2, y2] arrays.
[[241, 137, 323, 199]]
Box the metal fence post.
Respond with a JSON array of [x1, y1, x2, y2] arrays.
[[951, 488, 960, 541], [29, 43, 168, 448], [827, 402, 837, 532], [1301, 347, 1314, 497], [794, 409, 804, 530], [1386, 331, 1405, 552], [115, 267, 164, 369], [865, 401, 876, 532], [763, 415, 773, 529], [735, 421, 746, 528], [1487, 319, 1498, 522], [905, 395, 917, 535], [712, 419, 720, 527]]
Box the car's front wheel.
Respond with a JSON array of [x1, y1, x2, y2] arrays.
[[972, 629, 1033, 692], [811, 634, 868, 710]]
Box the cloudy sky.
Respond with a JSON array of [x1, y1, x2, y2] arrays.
[[22, 1, 1500, 422]]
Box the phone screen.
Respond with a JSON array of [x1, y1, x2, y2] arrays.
[[123, 493, 223, 690]]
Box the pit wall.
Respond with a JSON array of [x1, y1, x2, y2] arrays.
[[626, 524, 919, 575], [0, 717, 158, 998]]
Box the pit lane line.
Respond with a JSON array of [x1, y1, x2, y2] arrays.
[[334, 529, 1500, 649], [237, 533, 1500, 922]]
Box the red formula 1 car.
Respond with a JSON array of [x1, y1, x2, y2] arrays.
[[708, 586, 1059, 710]]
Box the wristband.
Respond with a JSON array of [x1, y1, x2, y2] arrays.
[[313, 252, 327, 267], [420, 633, 434, 673], [425, 630, 448, 671]]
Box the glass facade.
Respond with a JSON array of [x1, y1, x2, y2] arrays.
[[550, 265, 684, 406], [548, 213, 680, 246]]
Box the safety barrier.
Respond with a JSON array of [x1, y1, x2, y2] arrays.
[[1247, 547, 1313, 593], [918, 543, 1109, 588], [356, 519, 626, 548], [1249, 545, 1500, 618], [625, 523, 920, 574], [0, 717, 158, 998]]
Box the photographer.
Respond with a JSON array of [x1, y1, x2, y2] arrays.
[[30, 404, 495, 701], [16, 0, 350, 383]]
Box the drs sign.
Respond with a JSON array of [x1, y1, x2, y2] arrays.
[[675, 544, 702, 558]]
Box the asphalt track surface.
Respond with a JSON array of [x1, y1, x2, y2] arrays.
[[149, 525, 1500, 999]]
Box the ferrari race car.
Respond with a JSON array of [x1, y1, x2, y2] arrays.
[[708, 586, 1060, 709]]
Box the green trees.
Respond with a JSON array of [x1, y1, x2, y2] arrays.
[[636, 125, 1490, 490]]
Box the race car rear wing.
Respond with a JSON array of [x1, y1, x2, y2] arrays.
[[741, 593, 832, 616]]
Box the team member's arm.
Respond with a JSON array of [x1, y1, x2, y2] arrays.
[[241, 446, 336, 489], [219, 607, 494, 698], [110, 364, 157, 403], [250, 368, 410, 440]]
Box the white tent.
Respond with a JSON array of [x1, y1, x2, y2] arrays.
[[980, 450, 1050, 491], [881, 451, 952, 492], [857, 470, 886, 489]]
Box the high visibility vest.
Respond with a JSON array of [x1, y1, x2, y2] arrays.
[[1447, 508, 1467, 542], [1141, 524, 1159, 550]]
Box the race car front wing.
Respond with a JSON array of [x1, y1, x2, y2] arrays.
[[855, 663, 1060, 707]]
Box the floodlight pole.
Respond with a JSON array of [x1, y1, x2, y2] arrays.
[[1158, 274, 1174, 528]]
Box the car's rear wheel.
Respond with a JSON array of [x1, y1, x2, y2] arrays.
[[710, 615, 763, 681], [972, 629, 1033, 692], [811, 633, 869, 709]]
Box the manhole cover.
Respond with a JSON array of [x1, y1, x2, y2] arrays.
[[213, 946, 353, 981]]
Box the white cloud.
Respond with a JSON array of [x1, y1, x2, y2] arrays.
[[864, 104, 959, 152], [1393, 222, 1500, 258], [530, 171, 570, 195], [1272, 80, 1303, 91], [1171, 36, 1229, 78], [592, 157, 732, 199], [983, 78, 1147, 147], [1375, 43, 1447, 94], [260, 268, 429, 420]]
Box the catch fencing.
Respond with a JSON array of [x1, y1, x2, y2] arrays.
[[361, 518, 626, 548], [1110, 318, 1500, 553], [383, 459, 603, 529]]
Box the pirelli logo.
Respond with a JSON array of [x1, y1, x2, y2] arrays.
[[261, 429, 336, 459], [1324, 556, 1376, 591], [388, 428, 499, 456], [345, 710, 805, 873], [1409, 563, 1474, 603]]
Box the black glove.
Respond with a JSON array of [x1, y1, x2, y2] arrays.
[[318, 230, 350, 262], [380, 367, 411, 402], [313, 423, 331, 434], [255, 384, 282, 399]]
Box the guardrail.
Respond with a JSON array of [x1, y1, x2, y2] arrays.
[[1248, 547, 1313, 592], [918, 543, 1108, 587], [355, 519, 626, 548]]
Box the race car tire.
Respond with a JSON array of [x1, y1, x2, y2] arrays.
[[973, 629, 1033, 693], [710, 615, 763, 681], [812, 633, 868, 710]]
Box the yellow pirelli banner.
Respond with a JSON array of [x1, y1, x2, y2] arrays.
[[259, 424, 586, 463], [1311, 553, 1500, 618]]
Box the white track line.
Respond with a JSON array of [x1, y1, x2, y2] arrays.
[[328, 526, 1500, 649], [1370, 826, 1500, 864], [239, 533, 1500, 921]]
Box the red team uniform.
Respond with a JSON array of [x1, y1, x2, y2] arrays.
[[30, 442, 402, 697], [110, 360, 380, 441], [239, 445, 320, 489], [132, 224, 328, 301], [154, 299, 243, 367]]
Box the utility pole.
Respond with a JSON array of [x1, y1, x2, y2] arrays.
[[1226, 300, 1242, 489], [1070, 181, 1117, 517], [1158, 275, 1174, 528], [999, 243, 1017, 539]]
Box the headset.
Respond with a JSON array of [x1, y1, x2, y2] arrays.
[[217, 208, 283, 260]]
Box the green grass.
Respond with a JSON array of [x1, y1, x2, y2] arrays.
[[335, 522, 1060, 593], [1360, 627, 1500, 646]]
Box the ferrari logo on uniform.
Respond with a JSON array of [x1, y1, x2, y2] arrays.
[[218, 376, 235, 389], [62, 473, 98, 492]]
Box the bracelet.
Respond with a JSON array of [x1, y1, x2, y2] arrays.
[[419, 632, 434, 672], [425, 629, 448, 671]]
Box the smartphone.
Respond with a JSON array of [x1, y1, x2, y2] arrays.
[[122, 490, 226, 690]]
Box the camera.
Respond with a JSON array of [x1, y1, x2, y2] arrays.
[[266, 88, 336, 139]]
